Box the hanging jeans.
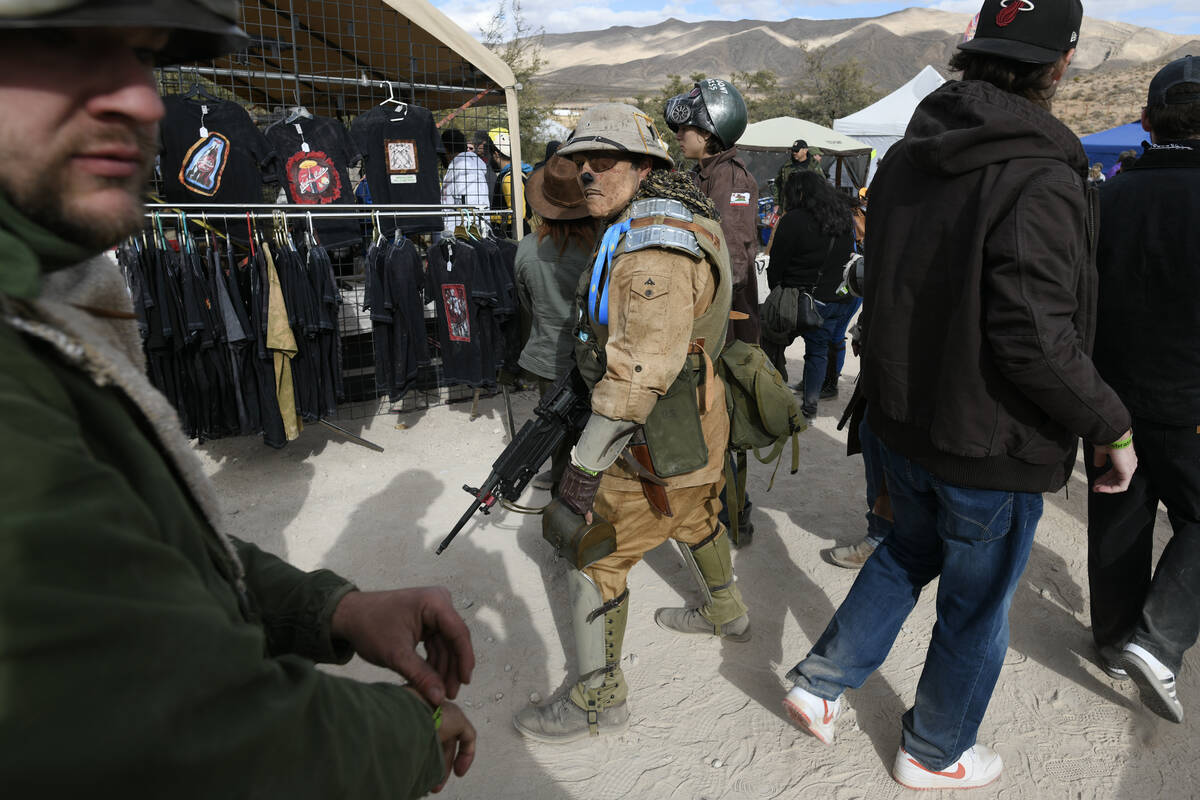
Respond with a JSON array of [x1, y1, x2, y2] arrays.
[[787, 439, 1042, 770]]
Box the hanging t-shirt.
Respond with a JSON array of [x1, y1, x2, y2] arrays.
[[350, 103, 443, 234], [160, 95, 278, 206], [426, 238, 495, 389], [266, 114, 364, 248]]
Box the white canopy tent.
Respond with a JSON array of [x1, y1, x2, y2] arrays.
[[735, 117, 873, 193], [833, 65, 946, 183]]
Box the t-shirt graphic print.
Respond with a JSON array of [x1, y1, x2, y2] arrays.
[[385, 139, 418, 182], [180, 133, 231, 196], [285, 149, 343, 204], [442, 283, 470, 342]]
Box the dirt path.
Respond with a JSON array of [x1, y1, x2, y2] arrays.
[[198, 345, 1197, 799]]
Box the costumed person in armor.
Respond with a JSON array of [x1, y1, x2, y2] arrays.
[[513, 103, 750, 743], [664, 77, 760, 543]]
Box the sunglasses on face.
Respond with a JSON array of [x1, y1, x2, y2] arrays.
[[570, 153, 624, 173]]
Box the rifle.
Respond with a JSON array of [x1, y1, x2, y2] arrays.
[[436, 369, 592, 554]]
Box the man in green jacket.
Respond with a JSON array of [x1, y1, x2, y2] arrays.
[[0, 3, 475, 797]]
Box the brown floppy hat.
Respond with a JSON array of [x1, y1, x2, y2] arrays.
[[526, 155, 591, 221]]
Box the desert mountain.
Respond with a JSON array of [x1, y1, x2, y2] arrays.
[[533, 7, 1198, 135]]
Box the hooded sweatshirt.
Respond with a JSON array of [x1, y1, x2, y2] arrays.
[[860, 80, 1129, 493]]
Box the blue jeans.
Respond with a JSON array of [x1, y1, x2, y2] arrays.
[[799, 298, 860, 416], [788, 440, 1042, 770], [860, 413, 893, 548]]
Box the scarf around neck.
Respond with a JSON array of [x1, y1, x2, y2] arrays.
[[0, 190, 97, 299]]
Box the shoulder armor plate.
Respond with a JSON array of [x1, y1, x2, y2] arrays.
[[623, 224, 702, 257], [624, 197, 700, 256], [629, 197, 692, 223]]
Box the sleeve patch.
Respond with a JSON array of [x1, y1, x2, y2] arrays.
[[729, 192, 751, 206]]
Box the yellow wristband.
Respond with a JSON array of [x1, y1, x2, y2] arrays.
[[1109, 434, 1133, 449], [432, 705, 442, 731]]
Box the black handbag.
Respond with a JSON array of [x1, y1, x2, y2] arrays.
[[796, 291, 824, 330], [795, 235, 833, 330]]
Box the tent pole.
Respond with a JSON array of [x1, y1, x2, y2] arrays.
[[506, 85, 524, 241]]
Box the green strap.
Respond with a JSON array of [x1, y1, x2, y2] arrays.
[[723, 452, 741, 545]]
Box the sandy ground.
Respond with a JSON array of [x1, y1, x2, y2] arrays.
[[197, 342, 1198, 799]]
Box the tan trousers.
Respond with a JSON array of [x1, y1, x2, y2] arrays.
[[586, 478, 723, 601]]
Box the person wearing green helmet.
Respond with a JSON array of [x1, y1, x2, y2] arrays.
[[0, 3, 475, 796], [665, 78, 761, 544]]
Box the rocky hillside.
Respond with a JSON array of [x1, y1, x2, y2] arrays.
[[533, 7, 1198, 136]]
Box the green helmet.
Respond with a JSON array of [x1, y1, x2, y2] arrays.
[[664, 78, 748, 150], [0, 0, 247, 63]]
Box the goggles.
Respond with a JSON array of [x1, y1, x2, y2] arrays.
[[570, 152, 625, 173]]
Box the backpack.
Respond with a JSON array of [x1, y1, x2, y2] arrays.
[[714, 338, 807, 540]]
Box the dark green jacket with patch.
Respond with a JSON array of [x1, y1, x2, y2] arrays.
[[0, 255, 443, 797]]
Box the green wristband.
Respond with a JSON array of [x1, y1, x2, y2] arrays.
[[432, 705, 442, 731], [1109, 434, 1133, 449]]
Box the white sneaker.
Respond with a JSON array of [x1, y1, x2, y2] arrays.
[[1118, 643, 1183, 723], [782, 684, 842, 745], [892, 744, 1003, 790]]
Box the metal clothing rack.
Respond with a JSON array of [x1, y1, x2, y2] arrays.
[[138, 200, 514, 428], [143, 202, 507, 220], [141, 0, 524, 437]]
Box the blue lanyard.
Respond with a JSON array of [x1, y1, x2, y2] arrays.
[[587, 219, 630, 326]]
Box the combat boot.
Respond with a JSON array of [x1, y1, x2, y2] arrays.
[[514, 572, 630, 743], [655, 528, 750, 642]]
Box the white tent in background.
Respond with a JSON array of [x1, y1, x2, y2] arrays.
[[833, 65, 946, 182]]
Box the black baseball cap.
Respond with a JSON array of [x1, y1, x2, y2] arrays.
[[1147, 55, 1200, 107], [792, 139, 808, 150], [957, 0, 1083, 65]]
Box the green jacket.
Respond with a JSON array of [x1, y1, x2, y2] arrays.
[[0, 264, 443, 796], [773, 155, 824, 206]]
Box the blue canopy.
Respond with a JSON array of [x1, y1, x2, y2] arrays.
[[1080, 122, 1148, 173]]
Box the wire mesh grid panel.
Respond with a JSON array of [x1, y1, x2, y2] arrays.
[[145, 0, 518, 436]]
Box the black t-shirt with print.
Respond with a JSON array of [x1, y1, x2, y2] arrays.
[[266, 115, 364, 248], [160, 96, 277, 206], [426, 238, 496, 388], [350, 104, 443, 234]]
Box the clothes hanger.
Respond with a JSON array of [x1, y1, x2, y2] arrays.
[[305, 211, 320, 249], [378, 80, 408, 120], [285, 105, 313, 123], [371, 210, 384, 247], [183, 81, 220, 102]]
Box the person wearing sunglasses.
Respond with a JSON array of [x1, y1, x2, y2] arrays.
[[514, 103, 751, 744]]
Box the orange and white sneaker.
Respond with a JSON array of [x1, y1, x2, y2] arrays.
[[892, 744, 1003, 790], [782, 684, 842, 745]]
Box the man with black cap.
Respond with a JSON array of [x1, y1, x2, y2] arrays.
[[780, 0, 1135, 789], [0, 3, 475, 796], [1087, 54, 1200, 725], [773, 138, 822, 212]]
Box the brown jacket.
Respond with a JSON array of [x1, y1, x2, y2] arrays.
[[586, 245, 730, 489], [694, 148, 760, 344]]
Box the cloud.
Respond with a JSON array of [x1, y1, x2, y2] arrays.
[[435, 0, 703, 36]]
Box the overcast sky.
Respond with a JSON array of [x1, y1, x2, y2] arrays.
[[432, 0, 1200, 39]]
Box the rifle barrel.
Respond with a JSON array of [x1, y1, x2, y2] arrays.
[[435, 476, 498, 554]]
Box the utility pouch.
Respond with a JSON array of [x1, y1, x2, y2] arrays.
[[542, 499, 618, 570], [643, 352, 708, 477]]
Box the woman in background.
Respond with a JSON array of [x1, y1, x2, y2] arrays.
[[764, 169, 856, 422], [515, 155, 599, 491]]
